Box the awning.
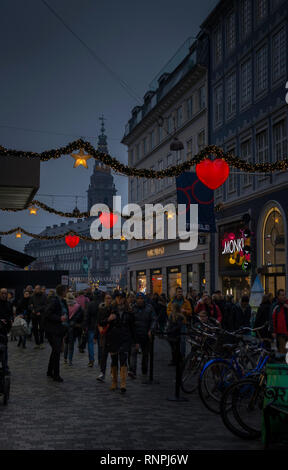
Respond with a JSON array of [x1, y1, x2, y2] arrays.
[[0, 243, 35, 268]]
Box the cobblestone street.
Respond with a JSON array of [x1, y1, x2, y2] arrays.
[[1, 337, 264, 451]]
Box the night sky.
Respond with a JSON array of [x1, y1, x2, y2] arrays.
[[0, 0, 218, 251]]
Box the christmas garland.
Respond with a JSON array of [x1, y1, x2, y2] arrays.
[[0, 227, 129, 242], [0, 139, 287, 176]]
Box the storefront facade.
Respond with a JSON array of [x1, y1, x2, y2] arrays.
[[128, 236, 210, 298], [215, 190, 288, 301]]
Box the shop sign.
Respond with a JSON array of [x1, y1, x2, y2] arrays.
[[147, 247, 165, 257], [151, 269, 162, 275], [221, 235, 245, 255], [168, 266, 181, 273], [136, 270, 146, 276]]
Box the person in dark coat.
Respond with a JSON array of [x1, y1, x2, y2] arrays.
[[63, 293, 84, 366], [16, 290, 33, 348], [231, 295, 251, 331], [31, 285, 47, 349], [96, 293, 116, 382], [152, 293, 167, 333], [129, 292, 156, 379], [222, 295, 235, 331], [100, 293, 135, 393], [0, 288, 13, 373], [254, 294, 273, 349], [85, 291, 103, 367], [167, 303, 185, 363], [43, 285, 68, 382]]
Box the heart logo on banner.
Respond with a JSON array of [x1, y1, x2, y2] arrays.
[[65, 234, 80, 248], [196, 158, 230, 190], [99, 212, 118, 229]]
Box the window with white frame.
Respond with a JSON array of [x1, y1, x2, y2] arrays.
[[241, 58, 252, 107], [143, 137, 147, 156], [272, 28, 286, 83], [150, 166, 155, 192], [241, 139, 253, 187], [198, 86, 206, 110], [176, 106, 183, 128], [158, 125, 163, 143], [256, 0, 267, 20], [167, 154, 174, 185], [167, 115, 173, 134], [186, 97, 193, 120], [273, 119, 287, 162], [255, 45, 268, 95], [214, 24, 222, 66], [197, 131, 205, 151], [256, 129, 269, 179], [151, 129, 156, 149], [226, 72, 236, 118], [129, 149, 134, 166], [241, 0, 251, 38], [186, 138, 193, 161], [227, 148, 237, 193], [226, 12, 236, 53], [214, 84, 223, 127], [135, 143, 140, 162], [158, 160, 164, 189]]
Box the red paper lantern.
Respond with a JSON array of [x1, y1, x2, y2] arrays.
[[65, 234, 80, 248], [196, 158, 230, 190]]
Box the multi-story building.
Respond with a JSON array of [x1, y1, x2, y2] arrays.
[[122, 38, 210, 297], [201, 0, 288, 298], [25, 120, 127, 286]]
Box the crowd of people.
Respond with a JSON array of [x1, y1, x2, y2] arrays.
[[0, 283, 288, 393]]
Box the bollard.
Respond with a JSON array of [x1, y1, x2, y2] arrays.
[[142, 333, 160, 385], [167, 335, 188, 402]]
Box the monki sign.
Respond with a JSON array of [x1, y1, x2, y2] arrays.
[[221, 235, 245, 255]]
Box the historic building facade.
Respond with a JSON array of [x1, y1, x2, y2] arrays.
[[122, 38, 210, 297], [201, 0, 288, 298], [24, 120, 127, 287]]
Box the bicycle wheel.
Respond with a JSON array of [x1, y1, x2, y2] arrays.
[[181, 351, 203, 394], [231, 378, 263, 437], [220, 379, 261, 440], [199, 360, 239, 414]]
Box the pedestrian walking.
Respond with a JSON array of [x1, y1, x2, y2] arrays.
[[254, 294, 273, 349], [272, 289, 288, 354], [16, 290, 33, 349], [31, 285, 47, 349], [129, 292, 156, 379], [103, 293, 135, 393], [63, 293, 84, 366], [43, 285, 68, 382], [0, 288, 13, 374], [97, 293, 116, 382], [85, 290, 103, 367]]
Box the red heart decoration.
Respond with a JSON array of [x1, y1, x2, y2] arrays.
[[65, 234, 80, 248], [196, 158, 230, 190], [99, 212, 118, 229]]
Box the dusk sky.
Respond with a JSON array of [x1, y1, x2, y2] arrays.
[[1, 0, 218, 251]]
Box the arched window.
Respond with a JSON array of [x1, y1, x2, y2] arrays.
[[263, 207, 285, 268], [262, 206, 286, 295]]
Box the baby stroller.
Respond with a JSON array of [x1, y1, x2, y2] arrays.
[[0, 334, 10, 405]]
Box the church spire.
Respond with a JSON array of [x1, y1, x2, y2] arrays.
[[97, 114, 108, 154]]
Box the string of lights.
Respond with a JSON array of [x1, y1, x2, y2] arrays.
[[0, 227, 128, 242], [0, 139, 287, 176]]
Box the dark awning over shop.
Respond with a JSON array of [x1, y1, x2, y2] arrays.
[[0, 243, 35, 268]]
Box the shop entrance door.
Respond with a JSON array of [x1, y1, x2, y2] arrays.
[[264, 275, 286, 297]]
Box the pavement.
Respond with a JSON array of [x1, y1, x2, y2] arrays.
[[0, 336, 264, 451]]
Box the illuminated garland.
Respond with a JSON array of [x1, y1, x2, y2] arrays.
[[1, 139, 287, 176], [0, 227, 129, 242]]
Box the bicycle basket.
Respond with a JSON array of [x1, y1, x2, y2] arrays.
[[213, 331, 239, 355]]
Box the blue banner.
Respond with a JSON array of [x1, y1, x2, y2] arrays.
[[176, 172, 216, 233]]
